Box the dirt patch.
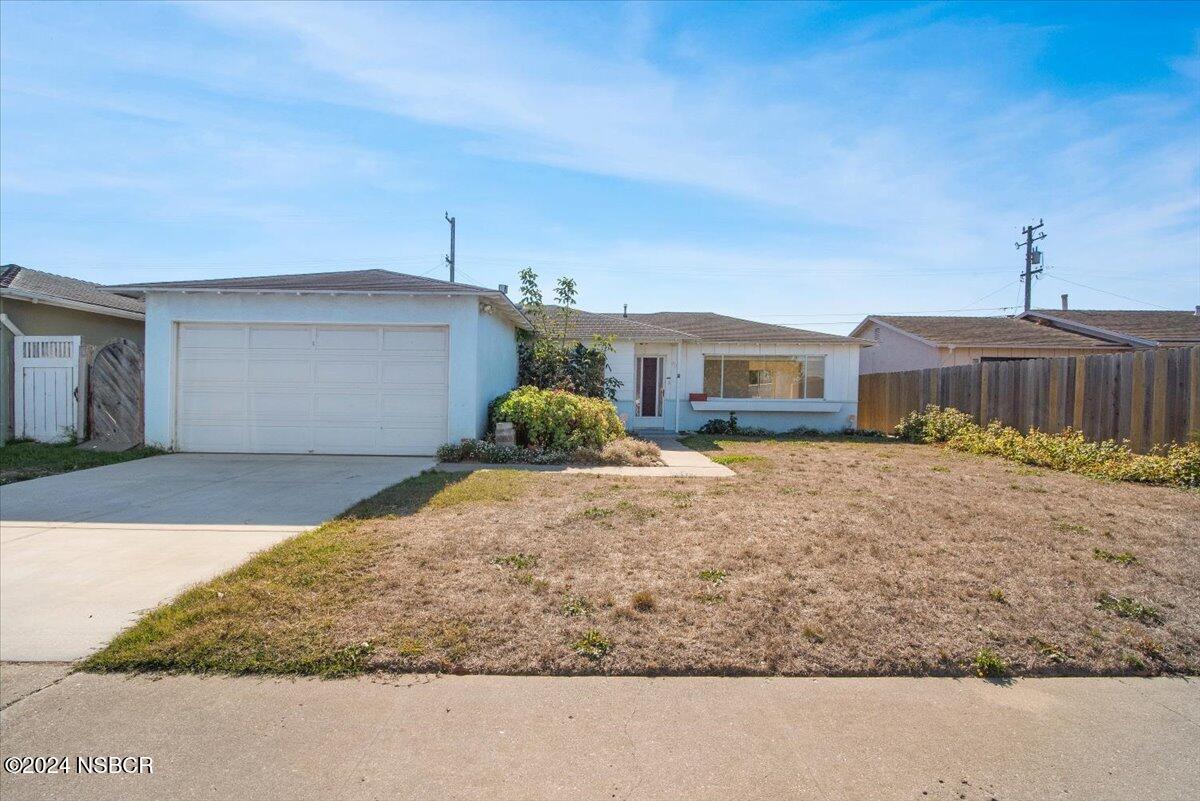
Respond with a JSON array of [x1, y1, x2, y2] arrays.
[[88, 439, 1200, 677]]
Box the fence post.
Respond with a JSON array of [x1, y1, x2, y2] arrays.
[[1190, 347, 1200, 439], [1072, 356, 1086, 430], [978, 364, 988, 424]]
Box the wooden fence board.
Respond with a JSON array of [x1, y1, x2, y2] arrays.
[[857, 346, 1197, 451]]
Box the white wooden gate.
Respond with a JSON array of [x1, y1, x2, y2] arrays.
[[14, 335, 84, 442]]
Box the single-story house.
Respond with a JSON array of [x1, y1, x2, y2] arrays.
[[851, 315, 1128, 375], [107, 270, 529, 456], [543, 307, 868, 433], [1, 265, 145, 441], [1018, 308, 1200, 348]]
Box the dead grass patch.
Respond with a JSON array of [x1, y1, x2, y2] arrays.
[[86, 440, 1200, 677]]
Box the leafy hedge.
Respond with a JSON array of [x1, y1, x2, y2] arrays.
[[437, 437, 661, 466], [492, 386, 625, 451], [896, 405, 1200, 488]]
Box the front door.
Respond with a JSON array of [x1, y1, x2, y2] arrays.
[[635, 356, 663, 424]]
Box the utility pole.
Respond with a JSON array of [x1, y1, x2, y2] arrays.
[[444, 212, 456, 282], [1015, 219, 1046, 312]]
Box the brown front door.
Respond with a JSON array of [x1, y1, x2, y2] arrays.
[[638, 357, 660, 417]]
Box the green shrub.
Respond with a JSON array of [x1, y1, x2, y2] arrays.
[[696, 412, 772, 436], [895, 405, 1200, 488], [492, 386, 625, 451], [949, 423, 1199, 488], [895, 405, 976, 443]]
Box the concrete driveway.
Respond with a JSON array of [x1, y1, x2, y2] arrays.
[[0, 454, 432, 661]]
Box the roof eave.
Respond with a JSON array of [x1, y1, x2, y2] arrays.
[[1, 286, 145, 320], [1018, 311, 1159, 347]]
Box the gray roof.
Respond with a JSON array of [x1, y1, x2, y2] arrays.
[[106, 268, 530, 329], [1, 264, 145, 316], [864, 315, 1118, 348], [533, 306, 862, 344], [621, 311, 860, 343], [1025, 309, 1200, 346], [533, 306, 696, 341]]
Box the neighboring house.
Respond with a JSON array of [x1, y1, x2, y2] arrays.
[[1019, 309, 1200, 349], [106, 269, 529, 456], [851, 315, 1130, 375], [541, 307, 867, 433], [1, 265, 145, 441]]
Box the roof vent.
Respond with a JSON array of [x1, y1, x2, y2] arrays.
[[623, 303, 628, 318], [1061, 293, 1069, 311]]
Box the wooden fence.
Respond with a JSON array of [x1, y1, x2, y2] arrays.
[[857, 346, 1199, 451]]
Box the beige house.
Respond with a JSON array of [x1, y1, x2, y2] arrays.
[[851, 315, 1127, 375], [1, 265, 145, 440]]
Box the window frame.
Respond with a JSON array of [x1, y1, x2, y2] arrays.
[[701, 354, 826, 401]]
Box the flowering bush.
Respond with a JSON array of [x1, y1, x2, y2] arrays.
[[491, 386, 625, 451]]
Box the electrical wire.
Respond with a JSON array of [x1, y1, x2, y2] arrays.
[[1044, 274, 1173, 310]]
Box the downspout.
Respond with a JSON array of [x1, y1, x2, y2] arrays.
[[674, 339, 683, 433]]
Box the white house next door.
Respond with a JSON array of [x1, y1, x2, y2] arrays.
[[174, 323, 448, 456]]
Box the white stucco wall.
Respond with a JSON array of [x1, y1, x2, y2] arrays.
[[609, 338, 862, 433], [142, 292, 495, 449], [475, 303, 520, 432], [857, 323, 939, 374]]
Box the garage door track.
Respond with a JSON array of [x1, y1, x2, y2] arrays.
[[0, 454, 431, 661]]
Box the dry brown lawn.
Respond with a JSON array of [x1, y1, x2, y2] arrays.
[[86, 436, 1200, 677]]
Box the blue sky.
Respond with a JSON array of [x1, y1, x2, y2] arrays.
[[1, 1, 1197, 333]]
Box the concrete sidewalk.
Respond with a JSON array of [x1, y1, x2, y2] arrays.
[[1, 665, 1196, 800]]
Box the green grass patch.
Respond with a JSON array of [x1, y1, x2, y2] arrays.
[[710, 453, 765, 466], [699, 567, 728, 585], [346, 469, 532, 518], [1097, 593, 1162, 624], [0, 440, 164, 485], [1093, 548, 1137, 566], [572, 629, 613, 659]]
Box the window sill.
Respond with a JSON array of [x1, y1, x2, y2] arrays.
[[690, 400, 842, 413]]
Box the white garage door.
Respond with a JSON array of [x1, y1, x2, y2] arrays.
[[175, 323, 448, 455]]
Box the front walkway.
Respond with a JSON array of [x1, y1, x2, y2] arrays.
[[0, 454, 432, 661], [1, 666, 1195, 800], [438, 435, 735, 477]]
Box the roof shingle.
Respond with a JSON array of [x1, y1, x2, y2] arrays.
[[868, 315, 1117, 348], [1, 264, 145, 315], [620, 311, 860, 343], [1027, 309, 1200, 345]]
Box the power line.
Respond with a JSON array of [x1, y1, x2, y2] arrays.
[[1044, 274, 1172, 310], [762, 305, 1015, 318]]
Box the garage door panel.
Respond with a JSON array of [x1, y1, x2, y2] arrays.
[[383, 328, 447, 352], [179, 423, 248, 452], [249, 392, 312, 420], [381, 392, 446, 418], [176, 323, 448, 455], [315, 327, 380, 351], [314, 393, 379, 420], [381, 361, 445, 385], [249, 326, 312, 349], [179, 390, 247, 418], [248, 359, 312, 384], [179, 358, 246, 383], [180, 325, 246, 349], [250, 426, 314, 453], [314, 361, 379, 384]]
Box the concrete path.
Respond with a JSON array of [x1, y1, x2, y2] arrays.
[[438, 435, 735, 477], [0, 454, 431, 661], [1, 666, 1196, 801]]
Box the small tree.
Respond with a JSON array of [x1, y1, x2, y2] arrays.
[[516, 268, 620, 400]]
